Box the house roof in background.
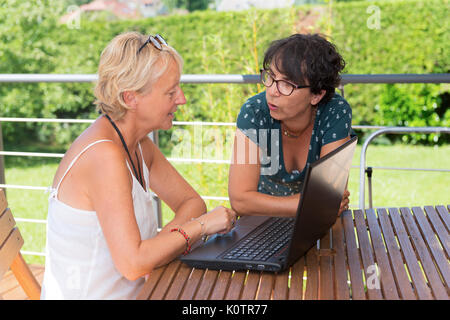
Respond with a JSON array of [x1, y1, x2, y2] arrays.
[[60, 0, 164, 23]]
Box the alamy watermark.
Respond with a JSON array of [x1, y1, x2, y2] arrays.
[[65, 5, 81, 30], [66, 265, 81, 290], [366, 264, 381, 290], [169, 127, 280, 175]]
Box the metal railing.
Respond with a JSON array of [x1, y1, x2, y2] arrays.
[[0, 73, 449, 259], [359, 127, 450, 210], [2, 73, 449, 84]]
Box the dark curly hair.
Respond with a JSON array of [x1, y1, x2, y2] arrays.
[[263, 33, 346, 105]]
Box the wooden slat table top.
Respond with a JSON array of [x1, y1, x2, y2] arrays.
[[138, 205, 450, 300]]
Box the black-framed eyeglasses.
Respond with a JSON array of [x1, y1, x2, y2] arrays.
[[260, 69, 310, 96], [137, 34, 167, 54]]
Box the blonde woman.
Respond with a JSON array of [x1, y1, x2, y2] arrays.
[[41, 32, 236, 300]]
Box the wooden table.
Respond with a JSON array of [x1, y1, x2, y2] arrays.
[[137, 205, 449, 300]]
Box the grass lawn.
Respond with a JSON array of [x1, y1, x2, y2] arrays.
[[3, 143, 450, 265]]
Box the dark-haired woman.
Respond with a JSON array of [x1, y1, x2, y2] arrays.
[[228, 33, 355, 217]]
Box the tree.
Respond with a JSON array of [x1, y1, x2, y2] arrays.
[[61, 0, 93, 7], [63, 0, 92, 6], [186, 0, 211, 11], [163, 0, 212, 12]]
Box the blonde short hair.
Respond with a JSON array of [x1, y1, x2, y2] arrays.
[[94, 31, 183, 120]]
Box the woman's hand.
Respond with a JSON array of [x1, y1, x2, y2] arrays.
[[338, 190, 350, 216], [198, 206, 237, 235]]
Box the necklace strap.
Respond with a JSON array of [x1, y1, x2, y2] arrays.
[[282, 126, 300, 138], [104, 114, 144, 188]]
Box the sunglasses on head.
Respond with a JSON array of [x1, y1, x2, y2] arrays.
[[137, 34, 167, 54]]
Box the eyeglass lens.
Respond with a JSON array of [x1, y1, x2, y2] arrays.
[[138, 34, 167, 54], [149, 37, 162, 50], [261, 70, 294, 96], [155, 34, 167, 46]]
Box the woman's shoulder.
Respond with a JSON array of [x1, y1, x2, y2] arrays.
[[318, 93, 351, 116], [237, 91, 271, 129], [65, 121, 122, 166], [314, 93, 353, 144], [242, 91, 267, 106], [53, 123, 124, 189]]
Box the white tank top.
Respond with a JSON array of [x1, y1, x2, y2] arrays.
[[41, 140, 158, 300]]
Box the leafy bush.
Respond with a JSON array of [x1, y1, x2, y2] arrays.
[[330, 0, 449, 143], [373, 83, 450, 144]]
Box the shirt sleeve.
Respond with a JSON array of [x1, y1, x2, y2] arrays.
[[321, 98, 353, 145]]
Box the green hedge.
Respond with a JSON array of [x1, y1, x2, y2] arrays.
[[331, 0, 449, 143], [0, 0, 448, 150]]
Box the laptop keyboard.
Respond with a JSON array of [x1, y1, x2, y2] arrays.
[[221, 217, 294, 261]]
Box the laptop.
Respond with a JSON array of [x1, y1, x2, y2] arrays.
[[181, 136, 358, 272]]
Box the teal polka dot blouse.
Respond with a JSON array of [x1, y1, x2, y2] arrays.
[[236, 91, 355, 196]]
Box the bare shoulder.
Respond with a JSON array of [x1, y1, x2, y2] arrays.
[[53, 119, 126, 188], [81, 139, 122, 165], [53, 127, 131, 210], [58, 138, 122, 178], [79, 140, 131, 191], [67, 118, 123, 165]]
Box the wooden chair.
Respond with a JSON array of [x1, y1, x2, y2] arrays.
[[0, 189, 41, 300]]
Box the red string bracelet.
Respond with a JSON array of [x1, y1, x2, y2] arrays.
[[170, 228, 191, 255]]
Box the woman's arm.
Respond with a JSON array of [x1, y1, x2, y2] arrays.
[[140, 137, 207, 233], [86, 142, 235, 281], [228, 130, 351, 217], [228, 129, 300, 217], [319, 136, 350, 157]]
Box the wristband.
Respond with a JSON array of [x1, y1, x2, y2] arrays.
[[191, 217, 207, 242]]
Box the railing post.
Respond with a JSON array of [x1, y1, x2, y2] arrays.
[[359, 126, 450, 210], [149, 130, 163, 229], [338, 83, 345, 98], [0, 122, 6, 198], [366, 167, 373, 208]]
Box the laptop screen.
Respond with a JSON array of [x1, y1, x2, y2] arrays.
[[285, 136, 357, 265]]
